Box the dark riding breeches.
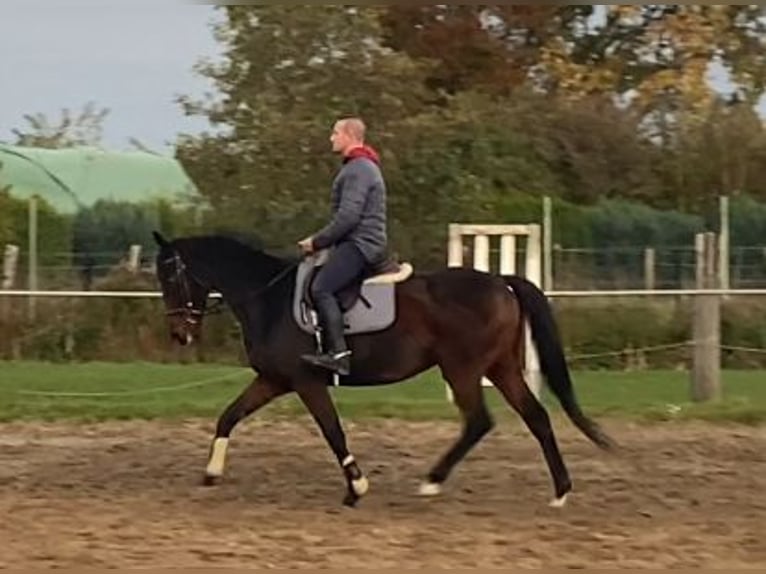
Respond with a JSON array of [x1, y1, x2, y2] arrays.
[[310, 242, 367, 353]]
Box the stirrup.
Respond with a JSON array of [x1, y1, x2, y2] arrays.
[[301, 350, 351, 376]]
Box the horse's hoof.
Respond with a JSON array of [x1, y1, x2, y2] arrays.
[[418, 481, 442, 497], [549, 493, 568, 508], [343, 491, 360, 507], [202, 474, 220, 487], [342, 475, 369, 507]]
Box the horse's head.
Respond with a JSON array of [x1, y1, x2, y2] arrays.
[[152, 231, 210, 346]]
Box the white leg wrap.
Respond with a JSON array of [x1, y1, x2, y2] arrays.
[[352, 475, 369, 497], [341, 455, 368, 497], [418, 481, 442, 497], [549, 493, 569, 508], [206, 437, 229, 477]]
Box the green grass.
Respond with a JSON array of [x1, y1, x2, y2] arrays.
[[1, 361, 765, 424]]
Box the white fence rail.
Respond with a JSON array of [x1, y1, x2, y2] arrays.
[[3, 288, 766, 298]]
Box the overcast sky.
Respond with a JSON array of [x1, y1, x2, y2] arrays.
[[1, 3, 763, 156], [0, 1, 222, 154]]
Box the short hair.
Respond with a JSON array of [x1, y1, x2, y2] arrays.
[[338, 117, 366, 142]]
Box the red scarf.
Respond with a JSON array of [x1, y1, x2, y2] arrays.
[[344, 144, 380, 165]]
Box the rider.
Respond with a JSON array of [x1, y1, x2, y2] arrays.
[[298, 117, 388, 376]]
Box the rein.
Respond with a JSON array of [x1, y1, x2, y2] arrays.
[[250, 258, 301, 297]]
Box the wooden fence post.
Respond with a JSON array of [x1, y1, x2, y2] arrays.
[[2, 244, 19, 290], [127, 244, 142, 274], [2, 244, 20, 321], [644, 247, 655, 290], [691, 232, 721, 402]]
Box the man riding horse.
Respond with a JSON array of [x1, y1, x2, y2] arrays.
[[152, 118, 615, 508], [297, 117, 388, 376]]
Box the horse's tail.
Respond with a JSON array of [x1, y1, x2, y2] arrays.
[[503, 275, 616, 451]]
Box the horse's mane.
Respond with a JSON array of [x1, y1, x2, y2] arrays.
[[204, 231, 266, 253], [171, 233, 298, 288]]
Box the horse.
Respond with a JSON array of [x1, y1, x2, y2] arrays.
[[151, 231, 615, 507]]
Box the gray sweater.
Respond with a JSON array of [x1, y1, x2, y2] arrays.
[[312, 155, 387, 264]]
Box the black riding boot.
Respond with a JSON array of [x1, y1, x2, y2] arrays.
[[301, 296, 351, 376]]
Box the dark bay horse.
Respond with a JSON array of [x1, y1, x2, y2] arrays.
[[152, 232, 615, 507]]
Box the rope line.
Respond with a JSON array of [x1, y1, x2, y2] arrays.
[[568, 341, 691, 361], [720, 344, 766, 355], [569, 340, 766, 360], [16, 369, 250, 398]]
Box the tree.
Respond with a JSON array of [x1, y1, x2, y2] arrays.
[[10, 101, 109, 148], [174, 5, 766, 267], [176, 6, 435, 251], [711, 5, 766, 107], [379, 5, 595, 97], [72, 200, 165, 288], [655, 99, 766, 212], [540, 6, 766, 122], [514, 94, 664, 205]]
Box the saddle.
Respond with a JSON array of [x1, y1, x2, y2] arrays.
[[292, 249, 413, 337]]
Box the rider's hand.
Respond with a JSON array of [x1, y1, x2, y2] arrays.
[[298, 237, 315, 255]]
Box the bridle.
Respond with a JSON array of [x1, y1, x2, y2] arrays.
[[160, 250, 301, 325], [161, 252, 222, 326]]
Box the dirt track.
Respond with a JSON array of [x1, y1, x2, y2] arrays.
[[0, 416, 764, 568]]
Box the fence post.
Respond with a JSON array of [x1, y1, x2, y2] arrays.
[[473, 235, 490, 272], [719, 195, 729, 295], [2, 244, 19, 290], [644, 247, 655, 290], [447, 224, 463, 268], [127, 244, 142, 274], [2, 244, 20, 321], [691, 232, 721, 402], [28, 196, 38, 321], [543, 196, 553, 291]]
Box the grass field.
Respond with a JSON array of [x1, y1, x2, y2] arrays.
[[1, 361, 765, 424]]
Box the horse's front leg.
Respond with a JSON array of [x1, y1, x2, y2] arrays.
[[203, 375, 288, 485], [295, 380, 368, 507]]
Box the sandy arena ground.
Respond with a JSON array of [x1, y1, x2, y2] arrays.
[[0, 416, 764, 568]]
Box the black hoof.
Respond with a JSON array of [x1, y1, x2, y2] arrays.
[[202, 474, 220, 487], [556, 478, 573, 500], [343, 491, 360, 507]]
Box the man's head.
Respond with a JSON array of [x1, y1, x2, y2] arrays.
[[330, 117, 366, 155]]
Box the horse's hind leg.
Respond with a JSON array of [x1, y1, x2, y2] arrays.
[[487, 360, 572, 507], [419, 365, 494, 496], [203, 375, 288, 485]]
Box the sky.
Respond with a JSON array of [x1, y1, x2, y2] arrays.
[[0, 1, 223, 155], [1, 3, 763, 157]]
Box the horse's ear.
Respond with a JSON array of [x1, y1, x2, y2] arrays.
[[152, 230, 170, 247]]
